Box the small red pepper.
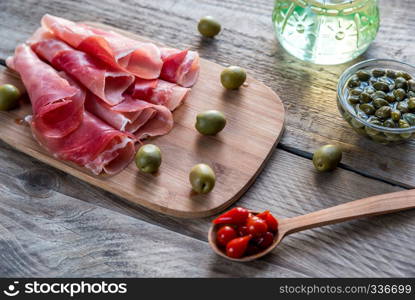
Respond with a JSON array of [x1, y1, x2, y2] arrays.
[[246, 215, 268, 237], [212, 207, 249, 225], [216, 225, 238, 247], [226, 235, 252, 258], [257, 210, 279, 232], [256, 232, 274, 249]]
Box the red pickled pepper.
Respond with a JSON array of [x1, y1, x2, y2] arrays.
[[226, 235, 252, 258], [216, 225, 238, 247], [212, 207, 249, 225]]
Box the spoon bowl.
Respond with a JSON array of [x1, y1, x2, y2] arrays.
[[208, 190, 415, 262]]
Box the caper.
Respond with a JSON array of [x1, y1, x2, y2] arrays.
[[359, 103, 375, 115], [135, 144, 162, 173], [198, 16, 221, 38], [408, 80, 415, 92], [386, 69, 397, 79], [359, 92, 372, 103], [397, 101, 409, 113], [373, 81, 390, 92], [396, 71, 412, 80], [403, 113, 415, 125], [373, 98, 389, 109], [375, 106, 392, 118], [195, 110, 226, 135], [408, 97, 415, 110], [393, 88, 407, 101], [0, 84, 21, 111], [350, 87, 363, 96], [348, 76, 360, 88], [395, 77, 408, 90], [372, 68, 386, 77], [189, 163, 216, 194], [356, 70, 371, 81], [383, 119, 396, 128], [391, 109, 401, 121], [385, 93, 396, 103], [348, 96, 360, 104], [312, 144, 342, 172], [220, 66, 247, 89], [373, 91, 387, 99]]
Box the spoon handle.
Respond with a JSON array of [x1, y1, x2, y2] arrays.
[[281, 190, 415, 235]]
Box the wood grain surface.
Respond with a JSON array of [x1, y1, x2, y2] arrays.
[[0, 0, 414, 277]]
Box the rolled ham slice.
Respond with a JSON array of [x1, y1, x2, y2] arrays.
[[128, 78, 190, 111], [160, 48, 200, 87], [85, 93, 173, 140], [30, 74, 136, 175], [6, 44, 84, 138], [32, 38, 134, 105], [41, 14, 163, 79]]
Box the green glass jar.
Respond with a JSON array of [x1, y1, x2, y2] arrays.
[[272, 0, 379, 65]]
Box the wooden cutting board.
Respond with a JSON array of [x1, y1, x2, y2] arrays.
[[0, 22, 285, 218]]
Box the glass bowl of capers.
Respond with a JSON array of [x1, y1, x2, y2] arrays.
[[337, 59, 415, 144]]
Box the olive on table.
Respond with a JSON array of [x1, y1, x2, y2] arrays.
[[0, 84, 21, 111], [198, 16, 221, 38], [189, 163, 216, 194], [220, 66, 247, 89], [312, 145, 342, 172], [195, 110, 226, 135], [135, 144, 162, 173]]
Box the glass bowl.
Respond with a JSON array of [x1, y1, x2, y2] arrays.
[[337, 59, 415, 144]]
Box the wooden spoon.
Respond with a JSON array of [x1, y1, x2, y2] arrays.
[[208, 190, 415, 262]]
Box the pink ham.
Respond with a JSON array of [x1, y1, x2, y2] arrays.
[[160, 48, 200, 87], [41, 14, 163, 79], [30, 74, 136, 175], [85, 93, 173, 140], [6, 44, 84, 138], [128, 78, 190, 111], [32, 38, 134, 105]]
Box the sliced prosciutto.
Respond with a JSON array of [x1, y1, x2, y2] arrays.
[[6, 44, 83, 138], [31, 74, 135, 175], [160, 48, 200, 87], [41, 14, 163, 79], [128, 78, 190, 111], [31, 38, 134, 105], [31, 111, 136, 175], [85, 93, 173, 140]]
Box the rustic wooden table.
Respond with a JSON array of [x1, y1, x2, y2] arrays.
[[0, 0, 414, 277]]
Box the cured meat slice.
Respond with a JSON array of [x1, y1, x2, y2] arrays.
[[85, 93, 173, 140], [31, 111, 136, 175], [6, 44, 84, 138], [32, 38, 134, 105], [41, 14, 163, 79], [30, 74, 136, 175], [160, 48, 200, 87], [128, 78, 190, 111]]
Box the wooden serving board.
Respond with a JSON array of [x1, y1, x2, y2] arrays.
[[0, 22, 285, 218]]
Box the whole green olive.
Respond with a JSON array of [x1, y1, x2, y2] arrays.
[[372, 68, 386, 77], [189, 163, 216, 194], [220, 66, 247, 89], [356, 70, 371, 81], [195, 110, 226, 135], [198, 16, 221, 38], [135, 144, 162, 173], [0, 84, 21, 111], [312, 144, 342, 172]]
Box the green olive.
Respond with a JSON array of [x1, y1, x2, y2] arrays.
[[135, 144, 162, 173], [408, 97, 415, 110], [359, 92, 371, 103], [375, 106, 392, 118], [195, 110, 226, 135], [391, 109, 401, 121], [408, 80, 415, 92], [0, 84, 21, 111], [383, 119, 396, 128], [395, 77, 408, 90], [312, 144, 342, 172], [399, 119, 410, 128], [198, 16, 221, 38], [221, 66, 247, 89], [403, 113, 415, 125], [189, 163, 215, 194], [397, 101, 409, 113], [396, 71, 412, 80], [373, 91, 387, 99], [359, 103, 375, 115], [373, 98, 389, 109], [372, 68, 386, 77], [373, 81, 389, 93], [350, 88, 363, 96], [348, 76, 360, 88], [386, 69, 397, 79], [393, 88, 406, 101], [356, 70, 371, 81], [385, 93, 396, 103], [348, 96, 360, 104]]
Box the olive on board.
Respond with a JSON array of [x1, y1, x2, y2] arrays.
[[135, 144, 162, 173], [220, 66, 247, 89], [189, 163, 216, 194], [195, 110, 226, 135], [198, 16, 221, 38], [0, 84, 21, 111], [312, 145, 342, 172]]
